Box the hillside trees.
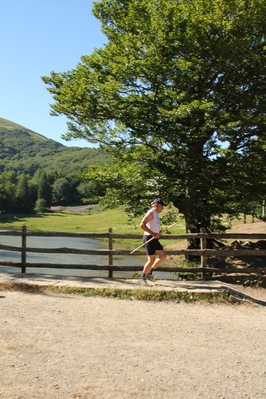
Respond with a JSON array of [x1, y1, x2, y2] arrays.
[[0, 172, 17, 213], [0, 169, 103, 214], [0, 126, 110, 175], [15, 174, 33, 213], [42, 0, 266, 231], [0, 120, 111, 213], [51, 176, 81, 206], [36, 171, 53, 207]]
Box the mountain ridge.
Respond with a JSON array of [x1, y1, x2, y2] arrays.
[[0, 117, 108, 175], [0, 117, 52, 142]]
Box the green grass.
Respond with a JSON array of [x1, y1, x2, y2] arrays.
[[0, 282, 235, 305], [0, 207, 185, 235], [1, 206, 256, 235]]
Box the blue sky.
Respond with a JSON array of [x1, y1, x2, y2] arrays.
[[0, 0, 106, 147]]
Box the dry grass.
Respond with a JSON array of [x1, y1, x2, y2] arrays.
[[0, 281, 240, 305]]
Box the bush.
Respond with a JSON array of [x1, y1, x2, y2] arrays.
[[34, 198, 47, 214]]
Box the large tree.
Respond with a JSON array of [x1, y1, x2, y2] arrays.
[[42, 0, 266, 231]]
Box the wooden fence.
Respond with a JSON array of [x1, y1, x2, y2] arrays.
[[0, 226, 266, 279]]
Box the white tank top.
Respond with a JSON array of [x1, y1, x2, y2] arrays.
[[144, 209, 160, 235]]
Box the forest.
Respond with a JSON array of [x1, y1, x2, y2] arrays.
[[0, 118, 109, 213]]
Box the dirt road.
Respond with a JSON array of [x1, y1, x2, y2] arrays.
[[1, 290, 266, 399]]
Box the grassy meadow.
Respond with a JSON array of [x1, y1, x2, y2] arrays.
[[0, 205, 258, 236], [0, 206, 186, 236]]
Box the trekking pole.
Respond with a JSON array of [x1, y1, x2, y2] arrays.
[[130, 222, 178, 254]]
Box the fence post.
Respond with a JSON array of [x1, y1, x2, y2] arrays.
[[21, 225, 27, 273], [108, 227, 113, 278], [200, 227, 207, 279]]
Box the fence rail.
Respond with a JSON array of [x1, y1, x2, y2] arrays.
[[0, 226, 266, 279]]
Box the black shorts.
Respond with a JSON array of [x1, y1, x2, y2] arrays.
[[143, 235, 164, 256]]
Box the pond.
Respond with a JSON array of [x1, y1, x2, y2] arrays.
[[0, 235, 146, 278]]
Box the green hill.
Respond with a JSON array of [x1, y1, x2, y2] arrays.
[[0, 117, 108, 175], [0, 117, 49, 140]]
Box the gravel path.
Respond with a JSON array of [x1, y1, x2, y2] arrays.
[[1, 291, 266, 399]]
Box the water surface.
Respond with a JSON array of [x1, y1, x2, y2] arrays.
[[0, 235, 145, 278]]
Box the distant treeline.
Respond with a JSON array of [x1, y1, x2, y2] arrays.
[[0, 169, 105, 214]]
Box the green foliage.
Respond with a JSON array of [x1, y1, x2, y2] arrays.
[[77, 180, 105, 204], [82, 160, 154, 217], [52, 177, 80, 206], [0, 118, 110, 176], [15, 174, 33, 214], [42, 0, 266, 232], [34, 198, 47, 214], [37, 171, 52, 207], [0, 118, 112, 213], [132, 271, 141, 279], [243, 277, 263, 288]]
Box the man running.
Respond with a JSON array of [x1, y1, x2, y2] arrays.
[[139, 198, 167, 284]]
